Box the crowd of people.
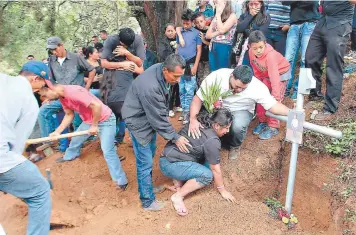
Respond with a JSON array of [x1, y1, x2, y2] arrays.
[[1, 0, 356, 234]]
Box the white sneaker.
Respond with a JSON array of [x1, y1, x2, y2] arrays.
[[169, 110, 175, 117], [176, 107, 183, 112], [178, 116, 183, 121]]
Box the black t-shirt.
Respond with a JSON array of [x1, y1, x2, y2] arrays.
[[84, 60, 103, 89], [162, 125, 221, 165], [321, 1, 354, 29], [101, 34, 145, 102], [195, 27, 210, 62]]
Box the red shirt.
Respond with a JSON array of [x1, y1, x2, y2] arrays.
[[59, 85, 112, 124], [249, 44, 290, 100]]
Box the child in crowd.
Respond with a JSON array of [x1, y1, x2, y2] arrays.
[[177, 9, 202, 124], [248, 30, 290, 140], [193, 12, 211, 87]]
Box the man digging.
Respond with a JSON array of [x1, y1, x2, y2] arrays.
[[39, 80, 128, 190]]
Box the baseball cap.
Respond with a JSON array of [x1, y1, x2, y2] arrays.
[[46, 36, 62, 50], [21, 61, 49, 80]]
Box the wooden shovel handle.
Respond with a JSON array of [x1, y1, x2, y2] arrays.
[[26, 131, 91, 145]]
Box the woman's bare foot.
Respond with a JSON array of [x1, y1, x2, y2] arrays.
[[171, 193, 188, 216]]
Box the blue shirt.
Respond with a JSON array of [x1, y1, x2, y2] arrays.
[[0, 74, 39, 173], [177, 27, 202, 61]]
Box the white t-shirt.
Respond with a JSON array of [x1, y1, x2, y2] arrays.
[[196, 68, 277, 114], [57, 57, 66, 66]]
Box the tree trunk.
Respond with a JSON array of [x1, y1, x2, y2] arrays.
[[128, 0, 187, 52]]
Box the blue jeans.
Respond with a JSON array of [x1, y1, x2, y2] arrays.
[[38, 100, 69, 152], [159, 158, 213, 186], [221, 110, 253, 149], [63, 113, 127, 185], [209, 42, 232, 71], [267, 28, 287, 55], [115, 120, 126, 143], [179, 76, 196, 113], [285, 22, 316, 94], [130, 132, 157, 208], [0, 161, 51, 235]]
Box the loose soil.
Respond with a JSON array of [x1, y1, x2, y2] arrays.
[[2, 75, 356, 235]]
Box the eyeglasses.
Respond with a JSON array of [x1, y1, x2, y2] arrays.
[[248, 2, 261, 7]]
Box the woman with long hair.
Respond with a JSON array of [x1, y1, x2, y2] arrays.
[[233, 0, 271, 66], [158, 23, 182, 117], [206, 0, 238, 71], [159, 108, 236, 216], [84, 46, 103, 98]]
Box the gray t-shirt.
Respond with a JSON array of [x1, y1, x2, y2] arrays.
[[102, 34, 146, 102], [163, 125, 221, 165], [48, 51, 95, 86]]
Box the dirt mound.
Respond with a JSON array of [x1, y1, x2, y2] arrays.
[[0, 114, 339, 235]]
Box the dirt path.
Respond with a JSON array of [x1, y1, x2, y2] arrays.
[[0, 115, 338, 235]]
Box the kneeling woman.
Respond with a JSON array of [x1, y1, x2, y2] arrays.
[[159, 108, 236, 216]]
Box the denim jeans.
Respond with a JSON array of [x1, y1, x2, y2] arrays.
[[266, 28, 287, 55], [221, 110, 253, 149], [130, 132, 157, 208], [179, 75, 196, 113], [115, 120, 126, 143], [0, 161, 51, 235], [38, 100, 69, 151], [285, 22, 316, 94], [63, 113, 127, 185], [159, 157, 213, 186], [209, 42, 232, 71]]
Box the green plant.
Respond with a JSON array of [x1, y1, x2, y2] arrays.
[[326, 122, 356, 157], [345, 208, 356, 222], [341, 187, 354, 199], [200, 79, 232, 113]]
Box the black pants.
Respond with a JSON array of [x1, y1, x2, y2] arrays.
[[305, 21, 351, 113], [108, 101, 124, 122], [169, 84, 180, 110], [266, 28, 287, 55]]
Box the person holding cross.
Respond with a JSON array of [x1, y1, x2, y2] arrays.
[[0, 61, 52, 235], [188, 65, 291, 160], [38, 79, 128, 190]]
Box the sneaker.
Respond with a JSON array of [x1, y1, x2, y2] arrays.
[[229, 147, 240, 160], [169, 110, 175, 117], [253, 122, 267, 135], [117, 183, 129, 191], [291, 91, 298, 100], [259, 127, 279, 140], [55, 156, 66, 163], [153, 185, 166, 194], [176, 107, 183, 112], [178, 115, 183, 121], [309, 91, 324, 102], [143, 200, 166, 211], [314, 111, 332, 121]]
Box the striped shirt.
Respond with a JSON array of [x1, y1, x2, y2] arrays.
[[266, 1, 290, 29]]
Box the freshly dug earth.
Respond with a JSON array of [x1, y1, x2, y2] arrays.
[[0, 111, 342, 235]]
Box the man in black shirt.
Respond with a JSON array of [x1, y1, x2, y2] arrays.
[[305, 1, 356, 120]]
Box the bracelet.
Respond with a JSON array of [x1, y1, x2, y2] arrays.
[[217, 185, 225, 190]]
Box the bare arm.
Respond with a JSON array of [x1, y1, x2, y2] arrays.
[[216, 13, 238, 35], [125, 50, 143, 67], [192, 45, 202, 76], [54, 108, 75, 134], [210, 163, 236, 202], [101, 59, 126, 70], [89, 100, 102, 127], [188, 95, 203, 138], [349, 0, 356, 4], [176, 27, 185, 47], [85, 69, 96, 90], [268, 102, 290, 116], [206, 21, 220, 40]]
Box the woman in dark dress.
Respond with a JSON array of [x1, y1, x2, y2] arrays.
[[159, 108, 236, 216]]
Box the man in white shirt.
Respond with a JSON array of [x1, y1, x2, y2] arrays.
[[188, 65, 290, 159], [0, 61, 51, 235]]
